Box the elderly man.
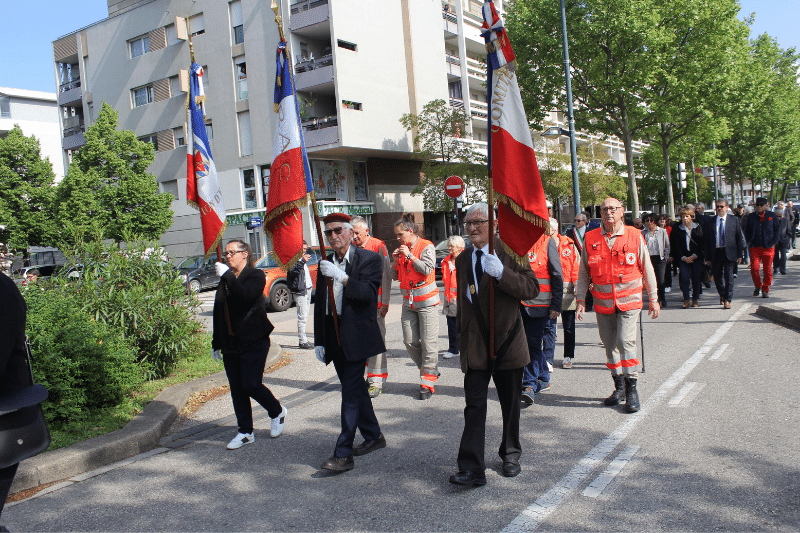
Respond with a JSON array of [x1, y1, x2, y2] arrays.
[[787, 200, 798, 249], [314, 213, 386, 472], [576, 198, 659, 413], [449, 203, 539, 486], [744, 197, 780, 298], [773, 209, 791, 276], [566, 213, 593, 311], [703, 199, 746, 309], [351, 216, 391, 398]]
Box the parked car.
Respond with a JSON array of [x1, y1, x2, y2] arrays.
[[256, 247, 322, 312], [434, 236, 471, 280], [12, 264, 59, 285], [176, 255, 221, 293]]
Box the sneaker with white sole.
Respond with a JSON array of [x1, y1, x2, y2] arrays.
[[665, 287, 671, 293], [562, 357, 572, 369], [442, 351, 459, 359], [547, 362, 553, 373], [227, 432, 255, 450], [521, 386, 534, 405], [270, 406, 287, 438]]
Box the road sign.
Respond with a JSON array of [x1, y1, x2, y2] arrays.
[[444, 175, 464, 198]]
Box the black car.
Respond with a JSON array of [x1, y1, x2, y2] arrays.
[[176, 255, 221, 293]]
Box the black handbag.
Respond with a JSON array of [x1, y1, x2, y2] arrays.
[[0, 337, 51, 469]]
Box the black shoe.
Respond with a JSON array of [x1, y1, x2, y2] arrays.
[[624, 377, 640, 413], [753, 288, 760, 297], [321, 455, 354, 471], [419, 386, 432, 400], [762, 290, 769, 298], [502, 462, 521, 477], [604, 374, 625, 406], [299, 342, 314, 350], [449, 471, 487, 486], [353, 434, 386, 456]]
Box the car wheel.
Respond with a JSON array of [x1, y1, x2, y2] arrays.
[[269, 282, 292, 312], [188, 279, 202, 293]]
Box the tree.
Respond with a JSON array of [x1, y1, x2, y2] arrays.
[[399, 99, 487, 212], [0, 125, 57, 253], [54, 102, 174, 244]]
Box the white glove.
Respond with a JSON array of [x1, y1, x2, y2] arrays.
[[212, 349, 222, 362], [215, 262, 230, 276], [319, 260, 347, 283], [482, 252, 504, 279], [314, 346, 325, 363]]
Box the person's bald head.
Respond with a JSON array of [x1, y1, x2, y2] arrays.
[[600, 197, 624, 232]]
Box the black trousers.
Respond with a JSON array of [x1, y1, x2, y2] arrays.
[[332, 354, 381, 458], [457, 366, 522, 474], [562, 310, 576, 360], [712, 248, 737, 302], [649, 255, 666, 303], [223, 337, 282, 434], [0, 463, 18, 518], [446, 315, 459, 354]]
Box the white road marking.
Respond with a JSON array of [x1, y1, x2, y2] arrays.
[[668, 382, 697, 406], [582, 445, 640, 498], [708, 343, 729, 361], [502, 303, 753, 533]]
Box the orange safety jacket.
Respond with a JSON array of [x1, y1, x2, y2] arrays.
[[442, 253, 457, 304], [362, 236, 389, 309], [584, 226, 644, 314], [397, 237, 440, 309], [522, 235, 553, 308], [558, 234, 580, 283]]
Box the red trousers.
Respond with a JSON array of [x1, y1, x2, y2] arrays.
[[749, 246, 775, 291]]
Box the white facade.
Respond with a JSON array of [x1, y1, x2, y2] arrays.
[[0, 87, 65, 182]]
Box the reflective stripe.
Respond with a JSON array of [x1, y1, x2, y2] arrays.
[[421, 373, 438, 393], [607, 361, 622, 370], [400, 284, 441, 308], [620, 358, 640, 368], [592, 283, 614, 293], [523, 290, 551, 307], [617, 279, 643, 291], [593, 297, 615, 310]]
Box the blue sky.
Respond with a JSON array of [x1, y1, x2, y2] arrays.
[[0, 0, 797, 93]]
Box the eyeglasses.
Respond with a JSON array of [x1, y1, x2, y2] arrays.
[[224, 250, 245, 257], [464, 220, 489, 228], [601, 207, 622, 214], [324, 227, 345, 237], [715, 205, 727, 210], [574, 218, 585, 223]]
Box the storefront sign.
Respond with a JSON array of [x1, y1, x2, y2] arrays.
[[226, 210, 266, 226], [315, 202, 374, 217]]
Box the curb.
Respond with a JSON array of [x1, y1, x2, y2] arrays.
[[755, 304, 800, 331], [10, 344, 283, 494]]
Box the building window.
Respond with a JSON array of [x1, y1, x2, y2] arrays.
[[338, 40, 357, 51], [342, 100, 362, 110], [260, 165, 270, 206], [129, 35, 151, 58], [0, 96, 10, 118], [237, 112, 252, 156], [242, 168, 257, 209], [160, 180, 179, 200], [132, 85, 154, 107], [235, 57, 247, 100], [188, 13, 205, 36], [169, 75, 182, 97], [205, 122, 213, 141], [173, 126, 186, 147], [138, 133, 159, 151], [230, 1, 244, 45], [165, 24, 180, 46]]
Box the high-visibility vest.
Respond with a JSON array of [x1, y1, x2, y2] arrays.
[[584, 226, 644, 314], [442, 253, 457, 304], [397, 237, 440, 309], [362, 236, 388, 309], [522, 235, 553, 308], [558, 234, 579, 283]]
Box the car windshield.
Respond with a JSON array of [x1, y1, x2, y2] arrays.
[[255, 252, 280, 269], [176, 256, 203, 269]]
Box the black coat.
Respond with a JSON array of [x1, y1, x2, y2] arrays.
[[212, 266, 274, 354], [670, 223, 704, 263], [287, 258, 308, 295], [745, 211, 780, 248], [314, 245, 385, 363], [0, 274, 28, 394], [703, 214, 746, 263]]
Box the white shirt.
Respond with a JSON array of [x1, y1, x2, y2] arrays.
[[467, 243, 491, 302], [303, 262, 313, 290], [330, 247, 351, 315]]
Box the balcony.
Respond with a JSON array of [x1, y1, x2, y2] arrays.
[[470, 99, 488, 119], [302, 114, 338, 148], [63, 115, 85, 137], [290, 0, 329, 31], [62, 131, 86, 150], [445, 53, 461, 77], [58, 80, 83, 107], [442, 7, 458, 34], [295, 62, 334, 92]]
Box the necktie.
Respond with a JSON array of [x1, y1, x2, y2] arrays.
[[718, 218, 725, 247], [475, 250, 484, 285]]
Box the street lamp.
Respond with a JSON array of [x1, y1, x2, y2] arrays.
[[541, 126, 570, 138]]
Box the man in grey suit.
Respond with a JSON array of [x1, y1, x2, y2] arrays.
[[704, 199, 746, 309]]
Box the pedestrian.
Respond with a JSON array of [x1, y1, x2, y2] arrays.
[[671, 206, 705, 308], [662, 214, 675, 292], [576, 197, 659, 414], [787, 200, 799, 249], [441, 235, 465, 360], [704, 199, 746, 309], [520, 219, 562, 404], [351, 216, 392, 398], [641, 213, 670, 307], [287, 241, 314, 350], [773, 209, 791, 276], [565, 212, 593, 310], [313, 213, 386, 472], [555, 223, 580, 369], [449, 203, 539, 486], [391, 214, 440, 400], [22, 268, 40, 286], [633, 218, 644, 230], [744, 198, 780, 298], [212, 239, 286, 450]]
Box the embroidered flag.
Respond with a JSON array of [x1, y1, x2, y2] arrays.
[[186, 62, 227, 258], [481, 1, 550, 262], [264, 39, 313, 270]]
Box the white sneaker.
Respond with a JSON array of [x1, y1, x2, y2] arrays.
[[270, 406, 287, 438], [562, 357, 573, 369], [227, 432, 255, 450], [442, 351, 459, 359], [547, 362, 553, 373], [665, 287, 671, 293]]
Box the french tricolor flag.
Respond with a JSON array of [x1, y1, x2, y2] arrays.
[[264, 39, 313, 270], [481, 0, 550, 262]]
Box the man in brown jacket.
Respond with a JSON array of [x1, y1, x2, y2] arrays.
[[449, 203, 540, 487]]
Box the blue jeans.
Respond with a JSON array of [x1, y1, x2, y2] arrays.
[[522, 314, 551, 391]]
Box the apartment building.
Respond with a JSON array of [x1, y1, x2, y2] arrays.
[[0, 87, 65, 181]]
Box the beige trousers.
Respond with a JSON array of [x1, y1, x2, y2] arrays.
[[401, 304, 440, 379], [595, 308, 641, 378]]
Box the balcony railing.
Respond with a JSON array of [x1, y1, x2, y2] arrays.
[[290, 0, 328, 14], [295, 53, 333, 74], [60, 79, 81, 93], [445, 54, 460, 66], [449, 97, 464, 109], [302, 114, 338, 132]]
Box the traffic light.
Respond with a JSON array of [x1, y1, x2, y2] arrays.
[[676, 163, 686, 189]]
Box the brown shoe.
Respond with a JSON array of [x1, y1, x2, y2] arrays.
[[683, 300, 690, 308], [723, 301, 731, 309], [321, 455, 354, 472], [720, 297, 725, 305], [691, 299, 699, 307]]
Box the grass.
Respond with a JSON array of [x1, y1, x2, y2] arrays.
[[47, 332, 221, 451]]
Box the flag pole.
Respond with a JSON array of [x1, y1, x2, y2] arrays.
[[271, 1, 340, 346], [486, 30, 497, 374]]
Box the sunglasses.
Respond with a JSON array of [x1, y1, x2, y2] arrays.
[[324, 227, 345, 237]]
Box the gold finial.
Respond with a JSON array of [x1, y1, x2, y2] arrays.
[[271, 0, 285, 42]]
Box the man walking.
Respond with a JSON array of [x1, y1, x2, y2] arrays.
[[704, 199, 746, 309], [787, 200, 798, 249], [449, 203, 539, 486], [774, 209, 791, 276], [576, 197, 659, 413], [287, 241, 314, 349], [351, 216, 391, 398], [744, 198, 780, 298], [566, 212, 592, 310], [314, 213, 386, 472]]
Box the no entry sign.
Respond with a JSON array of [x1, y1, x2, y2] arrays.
[[445, 175, 464, 198]]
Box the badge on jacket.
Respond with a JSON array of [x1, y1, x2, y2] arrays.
[[625, 252, 636, 265]]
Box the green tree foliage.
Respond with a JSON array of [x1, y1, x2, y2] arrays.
[[400, 99, 487, 211], [54, 102, 174, 244], [0, 125, 57, 252]]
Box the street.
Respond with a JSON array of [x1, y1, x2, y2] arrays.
[[5, 269, 800, 531]]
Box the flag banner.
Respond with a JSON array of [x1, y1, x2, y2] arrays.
[[264, 39, 313, 270], [481, 1, 550, 263], [186, 62, 227, 258]]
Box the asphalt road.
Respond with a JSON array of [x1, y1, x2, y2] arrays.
[[5, 265, 799, 532]]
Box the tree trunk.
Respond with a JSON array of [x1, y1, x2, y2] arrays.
[[769, 178, 775, 204], [661, 136, 675, 219], [622, 131, 640, 218]]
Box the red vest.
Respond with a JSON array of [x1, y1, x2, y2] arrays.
[[362, 236, 388, 309], [397, 237, 440, 309], [522, 235, 553, 307], [558, 234, 579, 283], [442, 253, 457, 304], [584, 226, 644, 314]]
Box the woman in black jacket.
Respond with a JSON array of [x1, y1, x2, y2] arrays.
[[670, 207, 705, 308], [213, 239, 286, 450]]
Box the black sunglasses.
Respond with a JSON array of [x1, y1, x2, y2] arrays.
[[324, 227, 345, 237]]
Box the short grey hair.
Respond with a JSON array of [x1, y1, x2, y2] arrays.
[[447, 235, 465, 249], [325, 221, 353, 232], [465, 203, 490, 219], [350, 216, 369, 229], [575, 212, 588, 222]]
